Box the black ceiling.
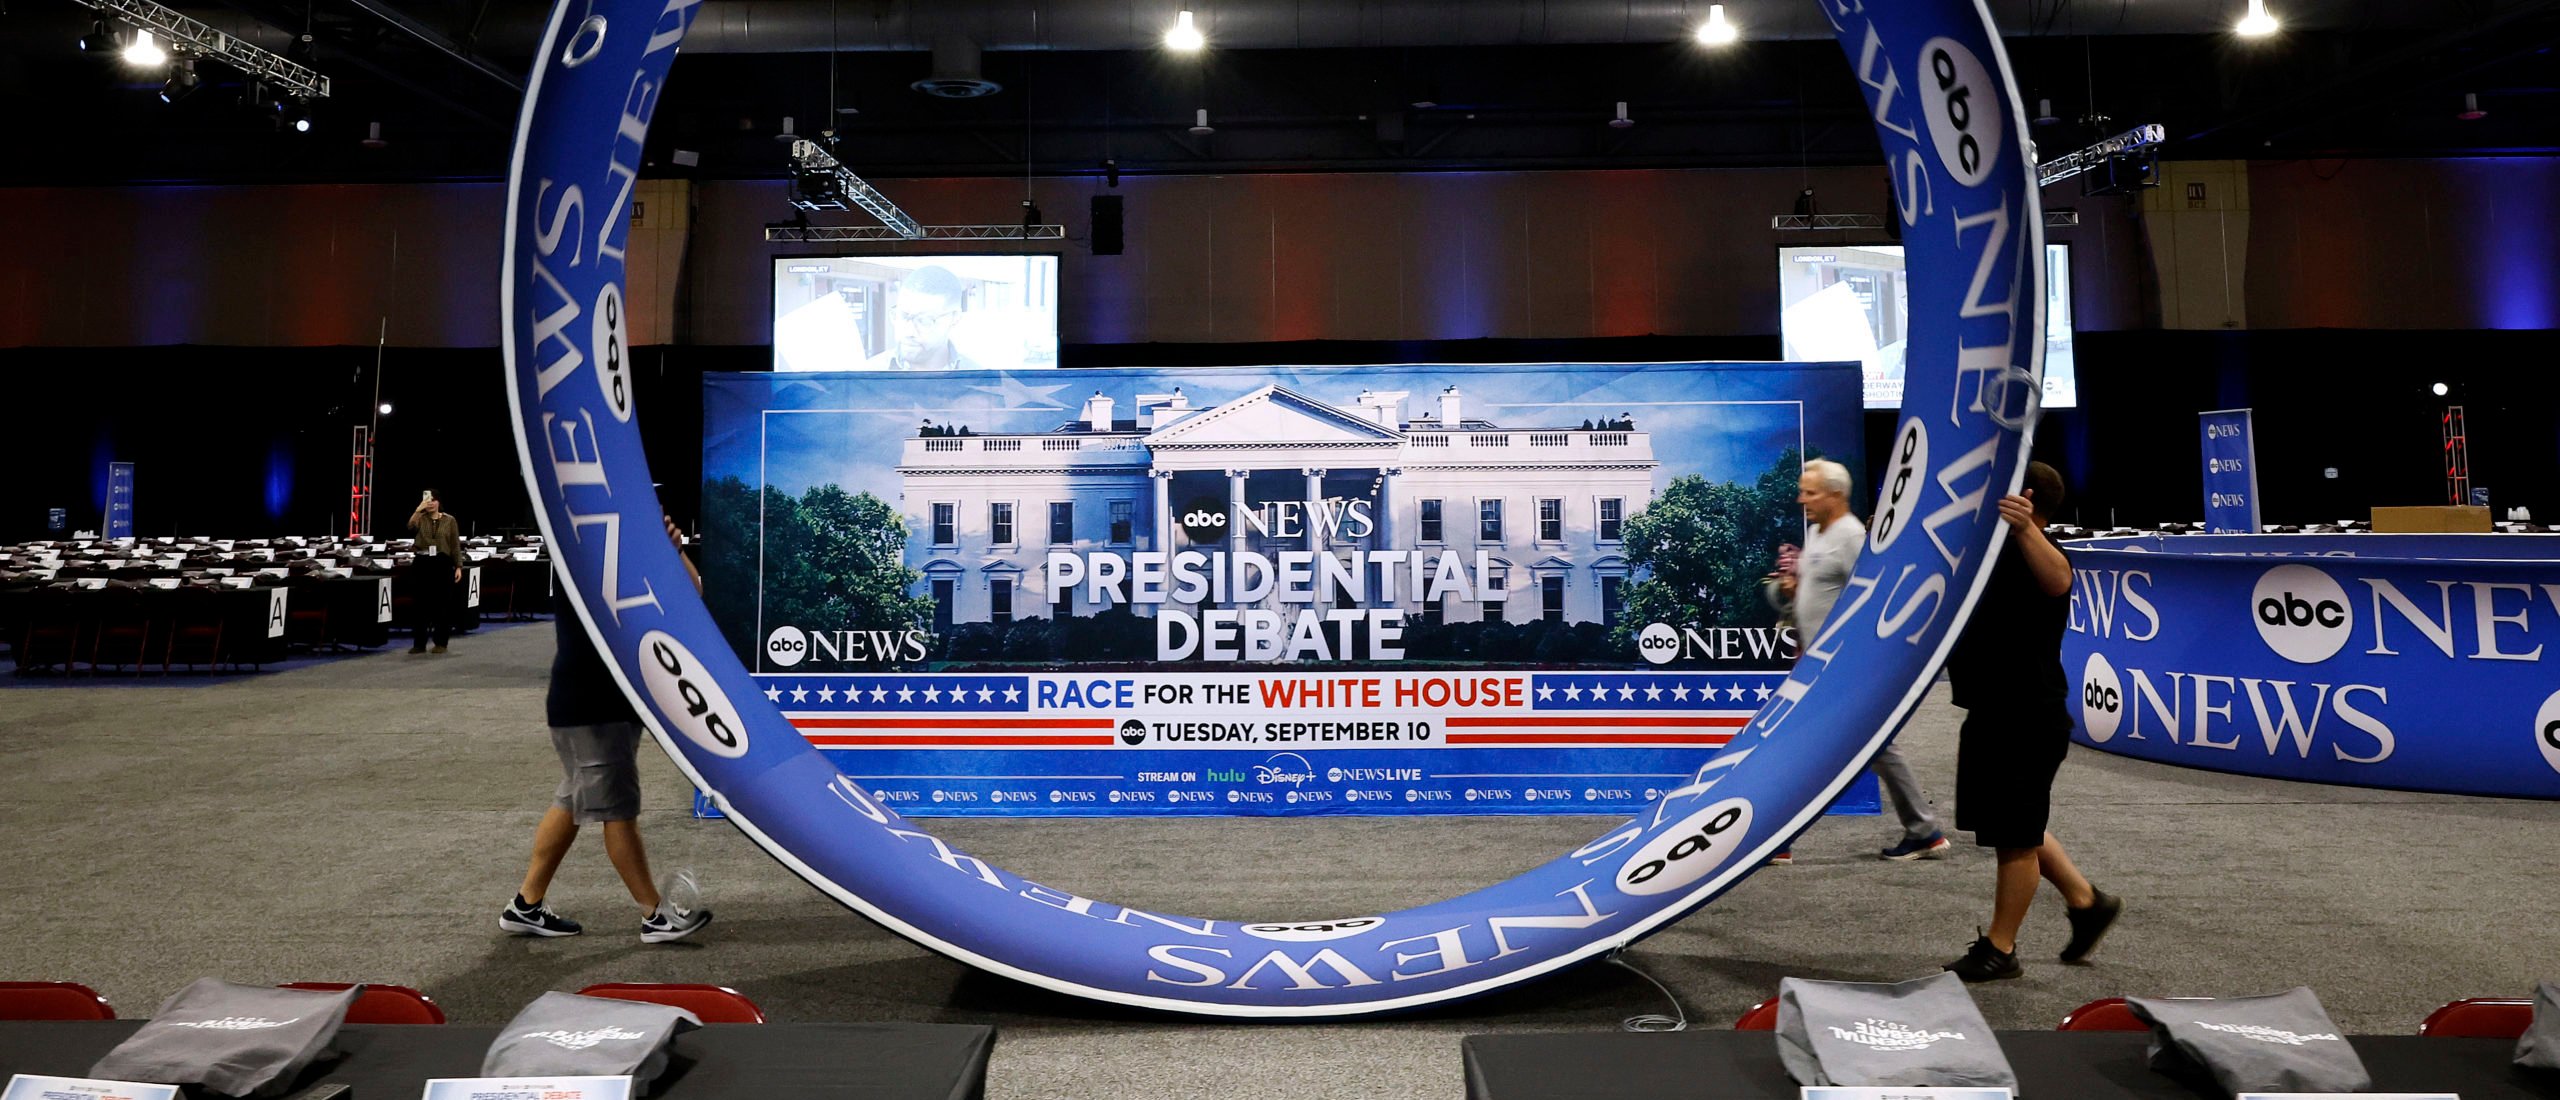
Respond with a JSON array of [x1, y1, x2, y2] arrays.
[[1, 0, 2553, 186]]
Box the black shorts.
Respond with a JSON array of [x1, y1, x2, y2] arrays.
[[1953, 706, 2071, 850]]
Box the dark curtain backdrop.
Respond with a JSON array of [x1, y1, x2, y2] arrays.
[[6, 330, 2552, 545]]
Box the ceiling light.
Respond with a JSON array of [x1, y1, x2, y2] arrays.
[[2457, 93, 2487, 121], [1608, 101, 1634, 129], [159, 59, 199, 103], [378, 402, 394, 415], [1695, 4, 1738, 47], [2431, 382, 2449, 397], [123, 29, 167, 67], [361, 121, 387, 149], [1165, 9, 1205, 52], [2034, 98, 2061, 126], [1188, 108, 1214, 136], [2235, 0, 2279, 37]]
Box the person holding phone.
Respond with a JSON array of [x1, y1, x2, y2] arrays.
[[406, 490, 464, 654]]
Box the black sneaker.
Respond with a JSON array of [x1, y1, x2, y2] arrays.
[[2060, 889, 2123, 963], [641, 903, 712, 944], [1944, 934, 2022, 983], [498, 895, 582, 937]]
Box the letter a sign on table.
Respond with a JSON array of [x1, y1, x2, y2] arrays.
[[2199, 408, 2261, 533], [504, 0, 2048, 1016]]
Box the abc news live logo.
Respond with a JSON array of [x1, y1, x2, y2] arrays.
[[764, 624, 929, 667]]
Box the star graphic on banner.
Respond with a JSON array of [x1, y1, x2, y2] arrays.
[[947, 690, 968, 709], [967, 374, 1073, 410], [1644, 683, 1663, 701], [1001, 684, 1022, 703], [1563, 683, 1584, 701], [1671, 683, 1691, 701], [1617, 683, 1637, 701], [923, 685, 944, 703], [1535, 683, 1555, 701], [976, 686, 995, 703], [1755, 682, 1775, 702], [1726, 683, 1746, 701], [895, 684, 916, 703], [789, 685, 809, 703], [816, 685, 836, 703], [763, 685, 783, 702], [869, 685, 888, 703]]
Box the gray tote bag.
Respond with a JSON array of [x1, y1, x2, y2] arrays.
[[89, 979, 360, 1098], [482, 992, 701, 1095], [2517, 980, 2558, 1070], [2126, 988, 2371, 1097], [1775, 972, 2018, 1089]]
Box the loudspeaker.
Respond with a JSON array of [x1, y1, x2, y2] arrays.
[[1090, 194, 1124, 256]]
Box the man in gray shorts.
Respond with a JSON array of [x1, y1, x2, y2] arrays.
[[499, 515, 712, 944]]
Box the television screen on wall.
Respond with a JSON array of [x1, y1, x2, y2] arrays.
[[1778, 243, 2075, 409], [773, 254, 1059, 372]]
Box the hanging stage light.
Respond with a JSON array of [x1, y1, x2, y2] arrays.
[[122, 28, 166, 66], [74, 0, 330, 100], [2236, 0, 2280, 37], [160, 58, 199, 102], [79, 19, 117, 51], [1695, 4, 1738, 46], [1164, 9, 1204, 52]]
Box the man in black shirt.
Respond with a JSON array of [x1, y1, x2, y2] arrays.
[[1941, 462, 2121, 981], [499, 514, 714, 944]]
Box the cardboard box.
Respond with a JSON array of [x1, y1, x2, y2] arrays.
[[2370, 505, 2492, 533]]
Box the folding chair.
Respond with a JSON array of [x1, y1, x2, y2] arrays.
[[0, 981, 116, 1021], [1734, 996, 1780, 1031], [277, 982, 446, 1025], [2418, 998, 2533, 1039], [574, 983, 765, 1024], [2057, 997, 2151, 1032]]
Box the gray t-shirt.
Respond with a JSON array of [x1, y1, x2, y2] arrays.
[[1788, 514, 1866, 638]]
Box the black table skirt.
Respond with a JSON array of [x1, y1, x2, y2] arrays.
[[1461, 1029, 2556, 1100], [0, 1022, 992, 1100]]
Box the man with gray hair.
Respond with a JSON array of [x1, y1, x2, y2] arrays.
[[1764, 457, 1950, 862]]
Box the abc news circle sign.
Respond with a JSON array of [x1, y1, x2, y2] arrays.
[[505, 0, 2046, 1016]]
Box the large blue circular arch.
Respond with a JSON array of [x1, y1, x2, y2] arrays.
[[502, 0, 2047, 1017]]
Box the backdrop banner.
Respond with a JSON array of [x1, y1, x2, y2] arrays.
[[106, 462, 135, 540], [700, 362, 1875, 817], [2197, 409, 2260, 533], [504, 0, 2044, 1016], [2065, 533, 2560, 799]]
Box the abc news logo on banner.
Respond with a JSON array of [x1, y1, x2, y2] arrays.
[[764, 624, 929, 668], [2207, 458, 2247, 475]]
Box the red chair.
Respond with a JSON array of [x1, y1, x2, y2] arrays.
[[0, 981, 116, 1020], [2419, 998, 2534, 1039], [2058, 997, 2151, 1032], [575, 983, 764, 1024], [1733, 996, 1779, 1031], [277, 982, 446, 1025]]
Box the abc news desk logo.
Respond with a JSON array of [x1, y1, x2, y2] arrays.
[[2251, 564, 2350, 663]]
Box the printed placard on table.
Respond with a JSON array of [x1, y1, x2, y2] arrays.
[[468, 567, 483, 608], [422, 1077, 632, 1100], [266, 588, 289, 639], [702, 361, 1876, 817], [1802, 1088, 2013, 1100], [377, 577, 395, 623], [4, 1076, 180, 1100]]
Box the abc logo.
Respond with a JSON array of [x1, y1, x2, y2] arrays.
[[2250, 565, 2352, 664], [1118, 719, 1146, 746], [1637, 622, 1682, 666], [2535, 689, 2560, 778], [2080, 652, 2124, 742], [1919, 37, 2001, 189], [1178, 499, 1230, 544], [1242, 917, 1383, 942], [1870, 419, 1929, 554], [764, 625, 808, 668]]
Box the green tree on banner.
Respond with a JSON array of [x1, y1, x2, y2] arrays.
[[700, 476, 932, 666], [1612, 446, 1813, 651]]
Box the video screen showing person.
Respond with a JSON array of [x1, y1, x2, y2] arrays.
[[1778, 243, 2075, 409], [773, 254, 1059, 372]]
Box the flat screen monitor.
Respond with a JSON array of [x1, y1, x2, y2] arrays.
[[1778, 243, 2075, 409], [772, 254, 1059, 372]]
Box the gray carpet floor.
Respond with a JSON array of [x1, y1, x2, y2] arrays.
[[3, 623, 2551, 1099]]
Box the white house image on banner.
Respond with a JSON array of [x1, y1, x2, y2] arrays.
[[895, 384, 1660, 631]]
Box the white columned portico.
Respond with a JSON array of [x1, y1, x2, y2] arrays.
[[1150, 469, 1175, 558], [1225, 469, 1249, 554], [1301, 467, 1327, 554]]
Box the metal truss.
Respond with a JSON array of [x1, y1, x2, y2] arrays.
[[766, 224, 1066, 242], [788, 139, 924, 238], [1769, 213, 1886, 231], [2036, 124, 2168, 188], [68, 0, 331, 99]]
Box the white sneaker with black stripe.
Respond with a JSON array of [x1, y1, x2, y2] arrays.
[[499, 895, 583, 937], [640, 902, 712, 944]]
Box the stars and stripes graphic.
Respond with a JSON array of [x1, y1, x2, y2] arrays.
[[756, 676, 1118, 747], [1443, 673, 1777, 747]]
